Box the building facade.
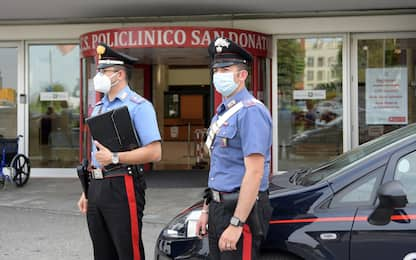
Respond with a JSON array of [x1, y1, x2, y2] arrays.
[[0, 13, 415, 176]]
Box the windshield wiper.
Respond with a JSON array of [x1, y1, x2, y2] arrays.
[[289, 167, 312, 185]]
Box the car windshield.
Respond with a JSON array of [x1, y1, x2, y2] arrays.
[[300, 123, 416, 186]]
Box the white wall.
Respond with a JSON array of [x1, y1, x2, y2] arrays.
[[0, 14, 414, 41], [234, 14, 416, 34]]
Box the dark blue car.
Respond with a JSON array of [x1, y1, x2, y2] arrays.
[[155, 124, 416, 260]]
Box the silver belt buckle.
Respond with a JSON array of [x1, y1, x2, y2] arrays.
[[93, 169, 103, 179], [212, 190, 221, 202]]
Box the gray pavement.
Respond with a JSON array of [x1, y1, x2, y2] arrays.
[[0, 171, 208, 260]]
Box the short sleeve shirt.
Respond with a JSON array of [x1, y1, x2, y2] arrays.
[[208, 88, 272, 192], [91, 86, 161, 168]]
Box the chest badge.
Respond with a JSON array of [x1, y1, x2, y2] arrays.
[[221, 138, 228, 147]]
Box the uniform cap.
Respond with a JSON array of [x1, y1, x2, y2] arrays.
[[96, 43, 138, 69], [208, 37, 252, 68]]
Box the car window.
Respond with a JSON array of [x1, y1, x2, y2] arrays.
[[329, 166, 384, 208], [394, 151, 416, 204], [301, 124, 416, 186]]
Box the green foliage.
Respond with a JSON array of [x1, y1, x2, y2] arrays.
[[277, 39, 305, 89]]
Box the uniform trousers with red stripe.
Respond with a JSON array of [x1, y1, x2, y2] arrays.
[[208, 199, 266, 260], [87, 174, 146, 260]]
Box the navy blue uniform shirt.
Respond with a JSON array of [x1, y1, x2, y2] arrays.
[[208, 88, 272, 192]]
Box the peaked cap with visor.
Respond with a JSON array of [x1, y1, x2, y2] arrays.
[[96, 43, 139, 69], [208, 37, 252, 68]]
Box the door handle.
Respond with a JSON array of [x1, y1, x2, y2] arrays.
[[320, 233, 337, 240]]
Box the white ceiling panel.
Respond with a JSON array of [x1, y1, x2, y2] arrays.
[[1, 0, 415, 21]]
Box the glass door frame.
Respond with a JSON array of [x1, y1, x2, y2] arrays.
[[24, 39, 79, 170], [351, 32, 416, 148], [272, 33, 350, 174], [0, 41, 25, 154]]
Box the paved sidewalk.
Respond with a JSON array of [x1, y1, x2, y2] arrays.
[[0, 171, 208, 259]]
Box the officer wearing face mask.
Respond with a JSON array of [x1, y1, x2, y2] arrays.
[[77, 43, 161, 260], [195, 37, 273, 260]]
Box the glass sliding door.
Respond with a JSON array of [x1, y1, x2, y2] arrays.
[[277, 37, 344, 171], [28, 44, 80, 168], [355, 35, 416, 145], [0, 47, 18, 139]]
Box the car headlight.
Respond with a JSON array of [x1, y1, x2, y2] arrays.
[[163, 208, 202, 239]]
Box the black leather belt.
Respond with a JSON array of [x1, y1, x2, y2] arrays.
[[210, 189, 268, 203], [90, 166, 135, 180], [211, 190, 239, 203]]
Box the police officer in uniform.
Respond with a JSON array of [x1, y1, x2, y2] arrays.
[[196, 38, 273, 260], [77, 43, 161, 260]]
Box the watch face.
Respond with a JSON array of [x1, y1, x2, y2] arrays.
[[112, 153, 119, 164], [230, 216, 242, 226]]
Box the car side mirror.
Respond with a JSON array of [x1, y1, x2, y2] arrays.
[[368, 180, 408, 226]]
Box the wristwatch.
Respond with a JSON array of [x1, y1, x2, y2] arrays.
[[111, 152, 119, 164], [230, 216, 244, 227]]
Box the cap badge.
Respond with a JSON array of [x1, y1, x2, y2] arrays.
[[96, 45, 106, 59], [215, 38, 230, 53]]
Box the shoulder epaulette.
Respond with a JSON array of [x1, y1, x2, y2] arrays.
[[243, 98, 262, 107], [129, 93, 145, 104], [95, 101, 103, 106]]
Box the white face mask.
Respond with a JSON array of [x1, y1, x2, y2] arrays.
[[93, 71, 119, 93]]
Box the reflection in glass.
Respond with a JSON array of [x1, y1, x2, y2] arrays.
[[0, 48, 18, 138], [165, 94, 180, 118], [358, 38, 416, 145], [28, 45, 80, 168], [277, 38, 343, 171]]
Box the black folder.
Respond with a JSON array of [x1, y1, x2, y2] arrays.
[[86, 106, 140, 152]]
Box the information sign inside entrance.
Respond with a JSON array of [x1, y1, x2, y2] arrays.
[[365, 68, 408, 125], [40, 91, 68, 101], [293, 90, 326, 100], [80, 27, 271, 57]]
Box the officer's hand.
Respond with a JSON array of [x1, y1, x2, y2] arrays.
[[196, 211, 209, 238], [78, 192, 88, 214], [94, 141, 112, 166], [219, 225, 242, 251]]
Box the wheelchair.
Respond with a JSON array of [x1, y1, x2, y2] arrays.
[[0, 135, 31, 189]]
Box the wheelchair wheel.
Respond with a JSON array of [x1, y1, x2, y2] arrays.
[[10, 154, 31, 187]]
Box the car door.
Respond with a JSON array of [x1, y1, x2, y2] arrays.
[[317, 165, 385, 260], [350, 145, 416, 260]]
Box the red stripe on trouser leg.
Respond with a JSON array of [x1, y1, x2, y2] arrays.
[[124, 175, 141, 260], [243, 224, 252, 260]]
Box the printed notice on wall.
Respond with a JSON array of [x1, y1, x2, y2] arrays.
[[366, 68, 408, 125]]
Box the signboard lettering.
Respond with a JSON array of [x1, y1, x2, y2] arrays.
[[80, 27, 270, 57]]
